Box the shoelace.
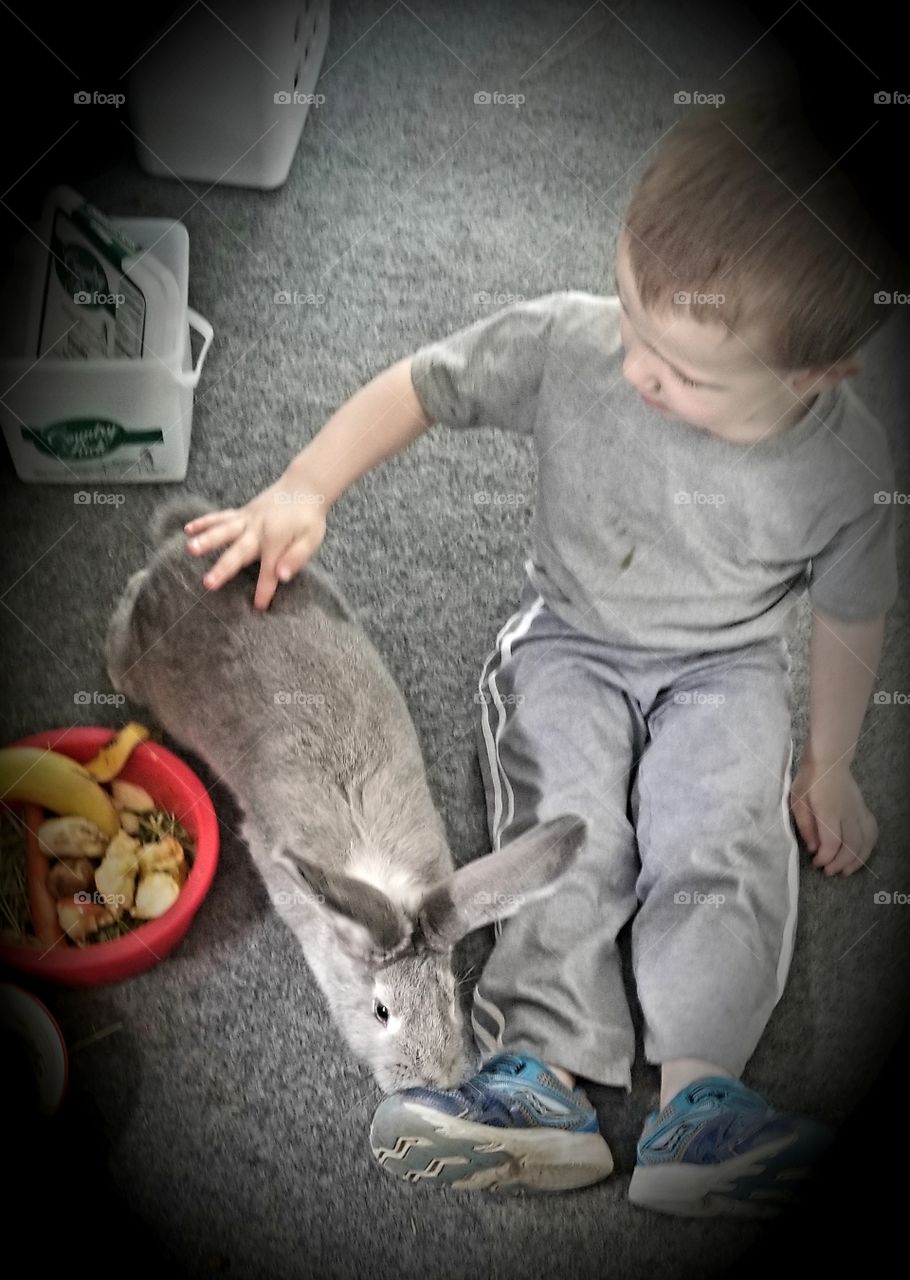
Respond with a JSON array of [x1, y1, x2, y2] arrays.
[[477, 1053, 582, 1112], [476, 1053, 528, 1083], [688, 1078, 768, 1108]]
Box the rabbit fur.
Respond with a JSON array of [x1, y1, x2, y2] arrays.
[[105, 494, 585, 1092]]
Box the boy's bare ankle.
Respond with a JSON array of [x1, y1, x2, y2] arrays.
[[547, 1062, 576, 1088], [660, 1058, 734, 1109]]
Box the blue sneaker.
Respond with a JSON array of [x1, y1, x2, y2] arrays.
[[369, 1051, 613, 1192], [628, 1075, 835, 1218]]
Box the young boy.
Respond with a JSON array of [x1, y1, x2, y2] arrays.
[[184, 92, 900, 1216]]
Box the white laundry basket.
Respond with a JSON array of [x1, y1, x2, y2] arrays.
[[0, 217, 213, 484], [128, 1, 331, 189]]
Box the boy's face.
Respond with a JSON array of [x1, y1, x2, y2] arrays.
[[614, 234, 855, 444]]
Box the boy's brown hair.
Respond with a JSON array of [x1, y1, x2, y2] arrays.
[[622, 85, 903, 371]]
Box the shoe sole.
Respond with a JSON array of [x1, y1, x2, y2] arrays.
[[369, 1097, 614, 1193], [628, 1127, 831, 1219]]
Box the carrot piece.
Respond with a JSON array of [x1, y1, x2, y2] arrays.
[[82, 721, 150, 782], [24, 803, 65, 947]]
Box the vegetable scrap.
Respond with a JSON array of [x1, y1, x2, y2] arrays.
[[0, 724, 195, 948]]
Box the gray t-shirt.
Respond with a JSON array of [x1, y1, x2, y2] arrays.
[[410, 290, 900, 652]]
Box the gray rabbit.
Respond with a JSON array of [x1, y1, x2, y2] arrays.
[[105, 495, 585, 1093]]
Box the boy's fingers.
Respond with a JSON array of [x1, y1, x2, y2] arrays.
[[253, 528, 324, 610], [202, 534, 260, 590], [812, 816, 842, 868], [184, 510, 238, 535], [276, 532, 319, 581], [255, 533, 299, 609], [847, 817, 866, 866], [253, 540, 287, 610], [253, 566, 279, 612], [827, 823, 864, 875], [791, 796, 818, 852], [187, 516, 247, 555], [823, 823, 854, 876], [842, 820, 872, 875]]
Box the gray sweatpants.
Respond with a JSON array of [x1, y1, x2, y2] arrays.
[[470, 562, 800, 1092]]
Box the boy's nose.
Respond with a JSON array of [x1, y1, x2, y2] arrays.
[[622, 352, 661, 397]]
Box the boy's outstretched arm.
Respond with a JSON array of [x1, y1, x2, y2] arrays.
[[789, 610, 886, 876], [184, 356, 434, 609]]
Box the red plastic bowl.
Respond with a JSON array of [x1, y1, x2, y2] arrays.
[[0, 727, 219, 986]]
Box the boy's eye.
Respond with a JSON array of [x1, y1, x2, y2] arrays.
[[617, 297, 702, 389]]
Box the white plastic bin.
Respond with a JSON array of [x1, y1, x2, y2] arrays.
[[128, 1, 331, 190], [0, 217, 213, 484]]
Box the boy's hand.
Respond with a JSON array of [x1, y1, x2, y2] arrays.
[[789, 759, 879, 877], [184, 476, 327, 611]]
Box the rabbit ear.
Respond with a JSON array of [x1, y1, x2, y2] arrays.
[[283, 850, 413, 964], [416, 814, 587, 952]]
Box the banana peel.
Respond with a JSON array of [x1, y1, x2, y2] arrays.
[[0, 746, 119, 837], [82, 721, 150, 782]]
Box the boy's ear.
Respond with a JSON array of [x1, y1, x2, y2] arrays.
[[278, 849, 413, 964], [792, 359, 861, 394]]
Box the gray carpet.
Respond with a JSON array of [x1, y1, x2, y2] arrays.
[[2, 2, 908, 1276]]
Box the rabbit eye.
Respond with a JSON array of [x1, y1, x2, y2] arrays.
[[373, 1000, 390, 1026]]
